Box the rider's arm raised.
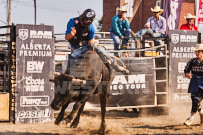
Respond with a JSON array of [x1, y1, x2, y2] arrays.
[[65, 18, 76, 41]]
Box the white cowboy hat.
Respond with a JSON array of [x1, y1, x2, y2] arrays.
[[191, 43, 203, 51], [118, 6, 127, 12], [184, 13, 196, 19], [151, 6, 163, 13]]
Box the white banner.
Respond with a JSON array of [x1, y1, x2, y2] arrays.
[[195, 0, 203, 42], [125, 0, 133, 17]]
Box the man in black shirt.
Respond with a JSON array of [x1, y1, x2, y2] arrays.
[[184, 43, 203, 126]]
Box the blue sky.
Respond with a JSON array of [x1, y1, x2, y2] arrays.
[[0, 0, 103, 33]]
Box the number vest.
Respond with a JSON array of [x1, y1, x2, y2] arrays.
[[68, 17, 90, 47]]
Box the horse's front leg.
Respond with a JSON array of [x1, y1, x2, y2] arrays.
[[55, 100, 70, 125], [65, 94, 90, 125], [65, 82, 99, 127], [70, 103, 85, 128]]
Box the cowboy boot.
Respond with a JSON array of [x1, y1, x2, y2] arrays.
[[88, 43, 129, 74], [108, 59, 129, 74], [120, 44, 128, 49]]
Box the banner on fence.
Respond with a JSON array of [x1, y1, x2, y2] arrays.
[[108, 58, 155, 107], [87, 57, 156, 107], [15, 24, 55, 124], [169, 30, 198, 113]]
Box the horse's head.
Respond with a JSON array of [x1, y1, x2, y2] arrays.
[[50, 50, 106, 110], [50, 73, 74, 110]]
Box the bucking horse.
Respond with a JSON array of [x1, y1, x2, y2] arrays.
[[50, 50, 112, 134]]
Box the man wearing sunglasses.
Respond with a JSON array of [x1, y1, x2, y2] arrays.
[[180, 13, 198, 31], [135, 6, 166, 46], [110, 6, 131, 57]]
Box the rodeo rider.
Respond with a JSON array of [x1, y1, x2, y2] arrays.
[[65, 9, 129, 74]]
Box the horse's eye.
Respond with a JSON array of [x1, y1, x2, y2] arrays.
[[51, 87, 55, 93]]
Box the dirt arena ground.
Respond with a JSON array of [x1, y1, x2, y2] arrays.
[[0, 109, 203, 135]]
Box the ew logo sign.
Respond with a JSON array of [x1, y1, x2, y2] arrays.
[[171, 34, 179, 44], [171, 34, 197, 44], [27, 61, 44, 73], [19, 29, 28, 40]]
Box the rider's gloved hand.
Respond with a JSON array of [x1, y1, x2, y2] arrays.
[[87, 42, 96, 51]]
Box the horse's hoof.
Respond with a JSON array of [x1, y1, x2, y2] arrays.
[[65, 118, 71, 126], [54, 119, 62, 125], [70, 122, 79, 128], [99, 129, 105, 135], [99, 127, 106, 135], [70, 123, 78, 128]]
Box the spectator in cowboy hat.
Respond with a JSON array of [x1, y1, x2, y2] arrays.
[[109, 6, 131, 57], [135, 5, 166, 46], [184, 43, 203, 126], [180, 13, 198, 31]]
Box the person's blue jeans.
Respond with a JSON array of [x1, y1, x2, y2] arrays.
[[110, 29, 131, 56], [71, 45, 114, 63], [135, 28, 165, 46], [135, 28, 164, 37]]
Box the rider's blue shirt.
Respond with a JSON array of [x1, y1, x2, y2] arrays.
[[65, 17, 95, 49]]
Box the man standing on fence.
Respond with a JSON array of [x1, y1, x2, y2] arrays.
[[184, 43, 203, 126], [109, 6, 131, 57], [65, 8, 129, 74]]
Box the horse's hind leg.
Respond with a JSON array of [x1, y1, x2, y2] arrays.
[[55, 101, 70, 125], [70, 103, 85, 128], [99, 91, 108, 134]]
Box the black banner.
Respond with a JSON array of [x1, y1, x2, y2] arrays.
[[15, 24, 55, 123], [108, 58, 155, 107], [169, 30, 198, 113]]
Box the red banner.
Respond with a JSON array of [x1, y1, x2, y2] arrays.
[[195, 0, 203, 42], [196, 0, 203, 24]]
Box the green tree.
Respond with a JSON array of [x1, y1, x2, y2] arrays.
[[96, 16, 103, 32]]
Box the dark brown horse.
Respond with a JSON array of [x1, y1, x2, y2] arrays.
[[50, 50, 111, 134]]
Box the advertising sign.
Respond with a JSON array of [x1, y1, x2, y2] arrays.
[[169, 30, 198, 113], [108, 58, 155, 107], [15, 24, 55, 123]]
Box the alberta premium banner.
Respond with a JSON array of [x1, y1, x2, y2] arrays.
[[169, 30, 198, 113], [15, 24, 55, 124]]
